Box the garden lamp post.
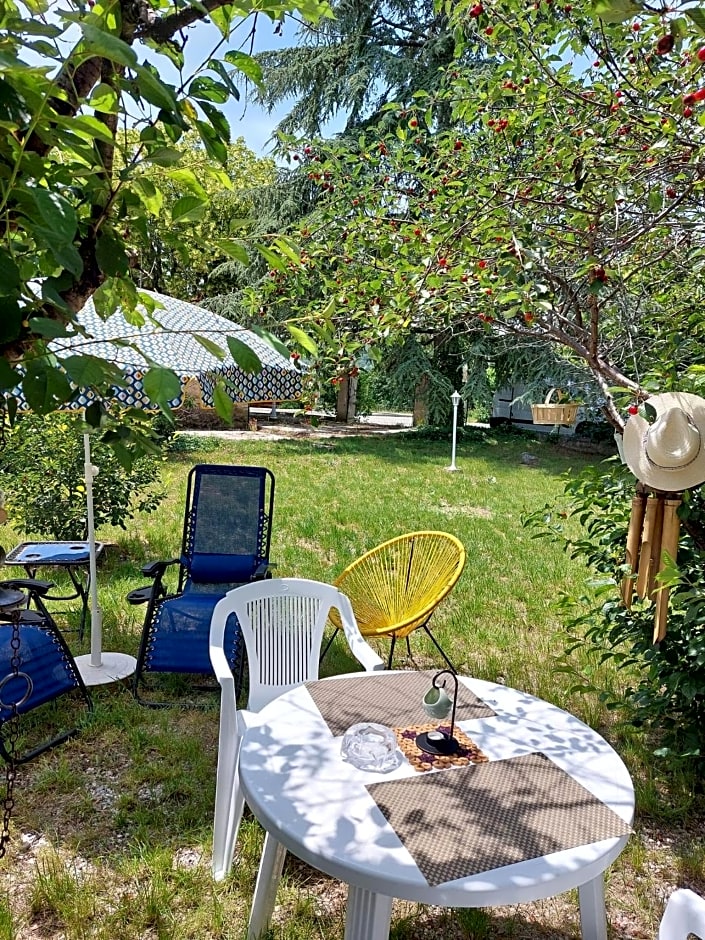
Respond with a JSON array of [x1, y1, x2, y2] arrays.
[[447, 390, 461, 472]]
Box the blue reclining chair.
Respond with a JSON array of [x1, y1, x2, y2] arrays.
[[0, 580, 92, 765], [130, 464, 275, 706]]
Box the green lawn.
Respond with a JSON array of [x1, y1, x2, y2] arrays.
[[0, 427, 702, 939]]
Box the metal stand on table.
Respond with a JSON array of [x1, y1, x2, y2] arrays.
[[4, 541, 104, 642]]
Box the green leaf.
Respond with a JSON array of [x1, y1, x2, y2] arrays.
[[647, 189, 663, 213], [685, 7, 705, 34], [223, 50, 263, 88], [89, 82, 119, 113], [23, 186, 77, 244], [134, 63, 178, 113], [0, 250, 20, 292], [195, 120, 227, 164], [213, 379, 235, 422], [227, 336, 262, 373], [167, 168, 208, 200], [286, 323, 318, 355], [0, 358, 19, 392], [255, 242, 287, 271], [144, 147, 184, 167], [188, 75, 230, 103], [642, 402, 658, 423], [591, 0, 641, 23], [199, 100, 231, 143], [62, 354, 125, 389], [193, 334, 226, 359], [133, 177, 164, 215], [272, 236, 301, 266], [142, 367, 182, 407], [29, 317, 70, 339], [249, 326, 291, 360], [79, 23, 138, 68], [96, 230, 129, 277], [171, 195, 208, 223], [22, 362, 73, 413], [215, 239, 249, 264]]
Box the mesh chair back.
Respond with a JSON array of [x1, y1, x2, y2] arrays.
[[134, 464, 275, 702], [182, 465, 273, 586]]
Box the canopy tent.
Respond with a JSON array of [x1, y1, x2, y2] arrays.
[[50, 290, 302, 409], [20, 290, 301, 685]]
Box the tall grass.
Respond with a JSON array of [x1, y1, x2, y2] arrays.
[[0, 427, 701, 939]]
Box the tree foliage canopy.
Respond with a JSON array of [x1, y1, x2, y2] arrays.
[[0, 0, 328, 453], [251, 0, 705, 426]]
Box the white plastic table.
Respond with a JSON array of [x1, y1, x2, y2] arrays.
[[238, 672, 634, 940]]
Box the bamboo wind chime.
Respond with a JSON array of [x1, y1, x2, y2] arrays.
[[621, 486, 682, 643]]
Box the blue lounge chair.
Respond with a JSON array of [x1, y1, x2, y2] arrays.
[[130, 464, 275, 706]]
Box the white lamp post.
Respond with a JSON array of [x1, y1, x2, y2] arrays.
[[447, 390, 462, 472]]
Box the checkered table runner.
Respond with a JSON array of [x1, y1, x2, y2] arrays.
[[366, 752, 632, 886], [306, 671, 495, 738]]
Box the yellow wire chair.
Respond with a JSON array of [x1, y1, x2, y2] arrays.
[[322, 531, 466, 672]]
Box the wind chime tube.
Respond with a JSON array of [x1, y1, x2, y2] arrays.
[[622, 492, 648, 608], [646, 494, 665, 598], [636, 496, 661, 600], [653, 497, 682, 644]]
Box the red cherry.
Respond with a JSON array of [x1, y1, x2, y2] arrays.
[[684, 106, 694, 117], [628, 405, 639, 416], [409, 118, 418, 128], [694, 88, 705, 101], [698, 47, 705, 62], [485, 26, 494, 35], [656, 34, 674, 55], [666, 186, 677, 198], [631, 22, 640, 31], [453, 140, 463, 151], [478, 259, 488, 269]]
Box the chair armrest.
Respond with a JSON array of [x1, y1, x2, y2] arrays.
[[127, 559, 179, 605], [141, 559, 179, 579], [0, 578, 55, 596], [126, 585, 155, 606], [252, 561, 276, 581], [336, 591, 385, 672]]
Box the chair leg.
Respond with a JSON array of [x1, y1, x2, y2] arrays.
[[319, 627, 339, 666], [247, 833, 287, 939], [386, 636, 396, 669], [422, 625, 458, 674], [212, 700, 244, 881]]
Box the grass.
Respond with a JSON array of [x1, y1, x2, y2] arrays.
[[0, 425, 703, 939]]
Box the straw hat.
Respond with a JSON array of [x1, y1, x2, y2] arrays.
[[623, 392, 705, 491]]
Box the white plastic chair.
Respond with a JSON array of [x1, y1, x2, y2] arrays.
[[209, 577, 384, 885], [658, 889, 705, 938]]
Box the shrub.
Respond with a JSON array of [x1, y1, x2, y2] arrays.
[[525, 458, 705, 770], [0, 413, 165, 540]]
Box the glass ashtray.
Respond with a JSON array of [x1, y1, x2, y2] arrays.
[[340, 722, 401, 773]]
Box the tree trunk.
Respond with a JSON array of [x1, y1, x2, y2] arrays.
[[413, 374, 430, 427], [335, 375, 358, 423]]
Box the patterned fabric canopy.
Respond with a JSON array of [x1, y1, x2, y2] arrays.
[[50, 290, 302, 410]]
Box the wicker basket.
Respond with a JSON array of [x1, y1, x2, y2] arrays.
[[531, 389, 580, 426]]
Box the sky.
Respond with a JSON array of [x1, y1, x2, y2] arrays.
[[180, 13, 343, 158]]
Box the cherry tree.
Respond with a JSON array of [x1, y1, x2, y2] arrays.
[[252, 0, 705, 427]]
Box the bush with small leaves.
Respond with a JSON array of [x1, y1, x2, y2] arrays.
[[0, 413, 165, 540]]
